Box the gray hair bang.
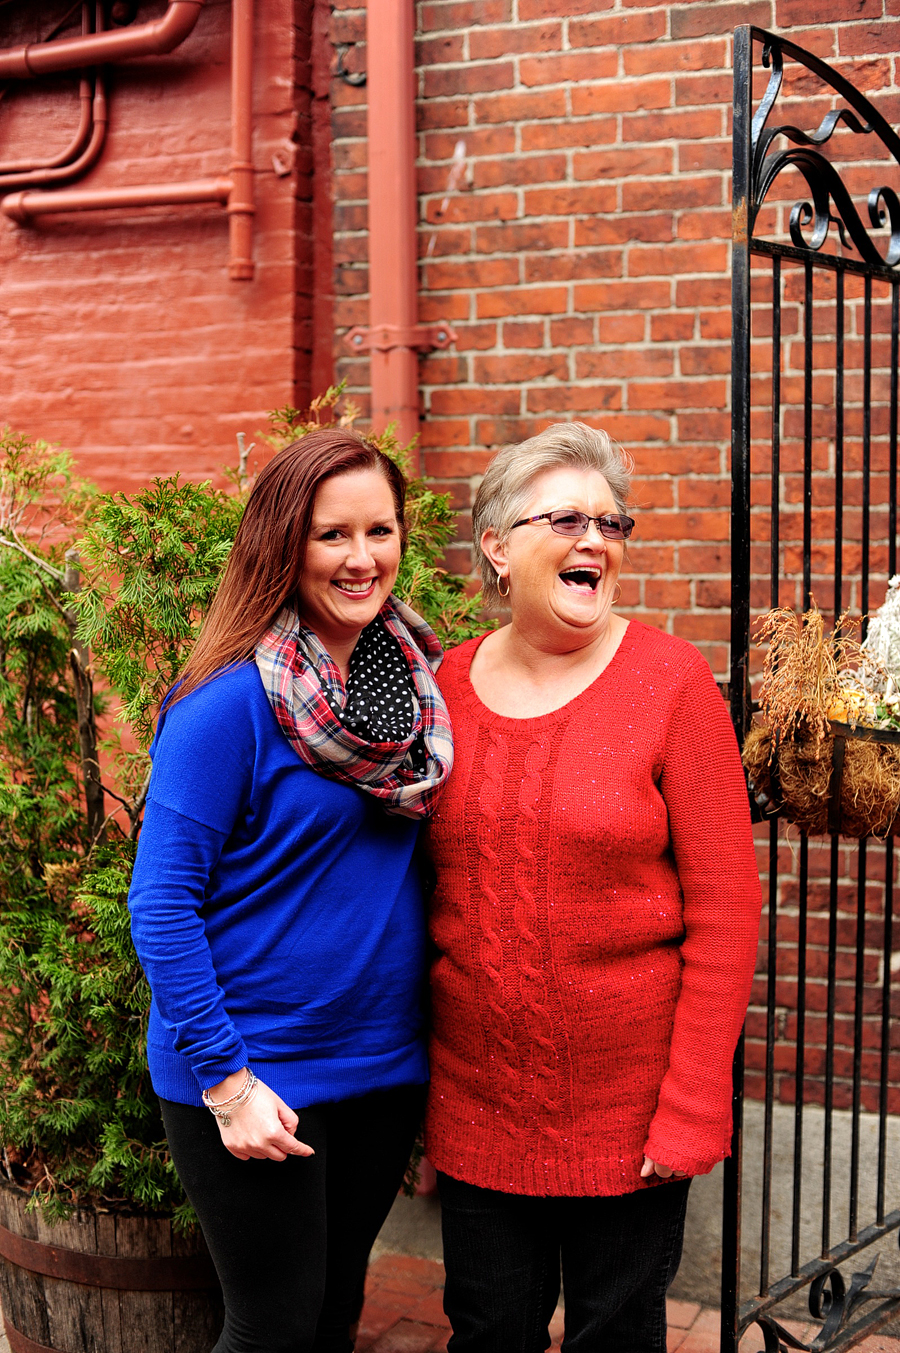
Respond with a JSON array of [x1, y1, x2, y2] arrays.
[[473, 423, 633, 606]]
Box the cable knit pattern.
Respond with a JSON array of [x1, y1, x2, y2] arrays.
[[424, 621, 762, 1198]]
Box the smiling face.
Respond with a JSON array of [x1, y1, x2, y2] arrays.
[[484, 465, 626, 649], [296, 467, 402, 660]]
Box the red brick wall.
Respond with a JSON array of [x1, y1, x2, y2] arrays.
[[329, 0, 900, 678], [1, 0, 311, 491], [322, 0, 900, 1112], [3, 2, 898, 1110]]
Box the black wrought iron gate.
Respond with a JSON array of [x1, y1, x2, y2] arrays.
[[726, 27, 900, 1353]]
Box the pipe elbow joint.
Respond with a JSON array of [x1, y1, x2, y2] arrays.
[[0, 1, 206, 80], [1, 193, 31, 225], [146, 2, 208, 56]]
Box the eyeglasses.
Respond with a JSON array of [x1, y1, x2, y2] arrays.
[[509, 510, 635, 540]]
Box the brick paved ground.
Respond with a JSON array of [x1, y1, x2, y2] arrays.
[[358, 1253, 900, 1353]]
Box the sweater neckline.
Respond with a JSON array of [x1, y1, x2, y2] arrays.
[[457, 620, 638, 732]]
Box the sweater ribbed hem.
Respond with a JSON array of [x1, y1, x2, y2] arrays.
[[149, 1039, 429, 1109], [425, 1133, 660, 1198]]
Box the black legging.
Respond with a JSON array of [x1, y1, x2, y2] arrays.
[[161, 1084, 425, 1353]]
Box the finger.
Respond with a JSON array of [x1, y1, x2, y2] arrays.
[[281, 1134, 314, 1157], [639, 1157, 656, 1178], [654, 1162, 674, 1178], [278, 1102, 300, 1134]]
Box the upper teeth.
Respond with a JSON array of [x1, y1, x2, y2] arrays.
[[561, 567, 601, 576], [335, 579, 373, 592]]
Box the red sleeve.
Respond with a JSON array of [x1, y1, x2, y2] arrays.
[[643, 655, 762, 1176]]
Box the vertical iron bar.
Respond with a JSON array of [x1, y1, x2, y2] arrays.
[[822, 836, 839, 1257], [823, 269, 844, 1262], [850, 839, 867, 1242], [890, 282, 898, 581], [791, 836, 809, 1276], [760, 821, 779, 1295], [877, 284, 897, 1227], [723, 26, 754, 1353], [835, 266, 844, 618], [862, 276, 872, 630], [878, 837, 893, 1225], [730, 24, 754, 745], [771, 257, 782, 609], [803, 260, 813, 610]]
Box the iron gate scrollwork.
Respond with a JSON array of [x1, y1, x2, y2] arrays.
[[727, 26, 900, 1353]]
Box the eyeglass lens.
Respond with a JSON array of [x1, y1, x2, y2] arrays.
[[549, 510, 633, 540]]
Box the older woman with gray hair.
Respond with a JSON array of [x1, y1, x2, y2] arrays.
[[424, 422, 761, 1353]]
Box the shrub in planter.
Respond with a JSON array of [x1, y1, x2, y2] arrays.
[[0, 405, 488, 1349]]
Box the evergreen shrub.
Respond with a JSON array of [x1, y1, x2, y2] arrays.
[[0, 394, 488, 1220]]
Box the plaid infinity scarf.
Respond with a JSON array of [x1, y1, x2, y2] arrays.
[[255, 596, 453, 820]]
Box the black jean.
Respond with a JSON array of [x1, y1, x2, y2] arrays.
[[160, 1084, 425, 1353], [437, 1171, 691, 1353]]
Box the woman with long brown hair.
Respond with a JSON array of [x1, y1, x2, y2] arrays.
[[128, 429, 452, 1353]]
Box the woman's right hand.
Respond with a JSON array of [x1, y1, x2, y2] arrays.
[[207, 1071, 315, 1162]]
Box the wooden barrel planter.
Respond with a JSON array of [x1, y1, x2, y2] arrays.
[[0, 1180, 222, 1353]]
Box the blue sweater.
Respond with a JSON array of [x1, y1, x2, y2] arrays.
[[128, 662, 429, 1108]]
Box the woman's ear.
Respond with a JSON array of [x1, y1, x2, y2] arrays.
[[480, 527, 509, 579]]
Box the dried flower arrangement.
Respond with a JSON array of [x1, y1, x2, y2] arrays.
[[742, 583, 900, 838]]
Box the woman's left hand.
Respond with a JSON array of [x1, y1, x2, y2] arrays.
[[640, 1156, 689, 1180]]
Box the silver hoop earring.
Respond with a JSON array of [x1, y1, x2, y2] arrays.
[[497, 572, 510, 599], [613, 584, 621, 604]]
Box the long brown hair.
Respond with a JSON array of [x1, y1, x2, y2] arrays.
[[169, 429, 407, 708]]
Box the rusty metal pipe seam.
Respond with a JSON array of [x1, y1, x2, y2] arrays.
[[0, 0, 205, 81], [0, 75, 107, 192]]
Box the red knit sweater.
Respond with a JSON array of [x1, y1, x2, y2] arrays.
[[424, 621, 762, 1197]]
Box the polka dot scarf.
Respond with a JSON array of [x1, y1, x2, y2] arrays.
[[255, 597, 454, 820]]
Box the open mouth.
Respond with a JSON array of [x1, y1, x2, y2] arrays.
[[332, 577, 376, 596], [559, 567, 602, 594]]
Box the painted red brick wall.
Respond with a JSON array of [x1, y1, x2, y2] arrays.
[[2, 3, 898, 1112], [1, 0, 312, 491], [322, 0, 900, 1112], [329, 0, 900, 673]]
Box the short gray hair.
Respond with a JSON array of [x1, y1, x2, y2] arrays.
[[473, 422, 633, 606]]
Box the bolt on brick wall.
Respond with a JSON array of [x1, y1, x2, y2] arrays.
[[1, 0, 312, 492], [329, 0, 900, 681]]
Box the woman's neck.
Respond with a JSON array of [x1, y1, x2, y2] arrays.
[[302, 625, 358, 685], [469, 614, 628, 719]]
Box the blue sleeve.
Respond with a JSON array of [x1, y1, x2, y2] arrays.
[[147, 672, 255, 831], [130, 800, 250, 1090], [128, 675, 257, 1090]]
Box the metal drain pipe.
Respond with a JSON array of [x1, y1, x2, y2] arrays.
[[366, 0, 420, 452], [0, 0, 255, 282], [345, 0, 457, 466], [0, 0, 205, 79]]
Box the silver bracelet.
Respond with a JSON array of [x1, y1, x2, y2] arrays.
[[202, 1069, 258, 1127]]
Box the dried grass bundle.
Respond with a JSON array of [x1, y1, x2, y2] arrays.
[[756, 602, 867, 742], [743, 599, 900, 838]]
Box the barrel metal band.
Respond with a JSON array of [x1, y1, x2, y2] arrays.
[[3, 1315, 62, 1353], [0, 1220, 218, 1290]]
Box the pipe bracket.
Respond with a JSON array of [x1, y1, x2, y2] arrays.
[[344, 322, 458, 354]]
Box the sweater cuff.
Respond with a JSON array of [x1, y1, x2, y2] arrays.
[[643, 1127, 730, 1179], [192, 1047, 252, 1095]]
